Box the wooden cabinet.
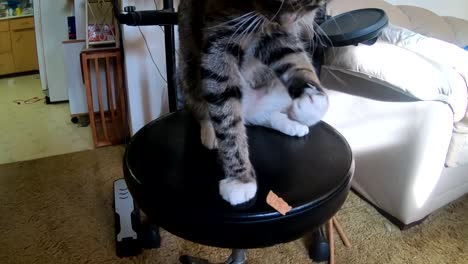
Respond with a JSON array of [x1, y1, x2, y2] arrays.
[[0, 31, 12, 53], [0, 53, 15, 75], [0, 20, 8, 31], [9, 17, 35, 30], [0, 20, 14, 75], [11, 28, 39, 72], [0, 16, 39, 75]]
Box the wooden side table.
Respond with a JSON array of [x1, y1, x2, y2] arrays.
[[80, 47, 127, 147]]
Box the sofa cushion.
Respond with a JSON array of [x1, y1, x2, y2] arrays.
[[380, 25, 468, 81], [442, 16, 468, 48], [323, 25, 468, 122], [396, 5, 456, 44], [446, 130, 468, 167]]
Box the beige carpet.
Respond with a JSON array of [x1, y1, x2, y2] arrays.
[[0, 146, 466, 264]]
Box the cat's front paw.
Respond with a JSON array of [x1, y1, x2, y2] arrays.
[[269, 112, 310, 137], [290, 86, 329, 126], [219, 177, 257, 206], [281, 122, 309, 137], [200, 120, 218, 150]]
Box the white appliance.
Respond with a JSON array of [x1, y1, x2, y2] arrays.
[[33, 0, 70, 102]]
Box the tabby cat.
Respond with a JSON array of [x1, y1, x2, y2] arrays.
[[177, 0, 329, 206]]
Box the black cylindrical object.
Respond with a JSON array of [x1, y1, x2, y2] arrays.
[[118, 10, 178, 26], [67, 16, 76, 40], [162, 0, 178, 112]]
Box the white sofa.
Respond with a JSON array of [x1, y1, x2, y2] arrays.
[[321, 0, 468, 227]]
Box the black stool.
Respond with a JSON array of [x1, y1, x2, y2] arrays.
[[123, 110, 354, 263]]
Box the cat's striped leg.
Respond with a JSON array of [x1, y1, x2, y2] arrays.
[[255, 31, 329, 127], [275, 58, 328, 127], [201, 41, 257, 206]]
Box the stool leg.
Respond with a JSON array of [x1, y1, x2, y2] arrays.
[[225, 249, 246, 264], [179, 255, 211, 264], [309, 226, 330, 262], [139, 223, 161, 249], [333, 217, 351, 247], [328, 219, 335, 264]]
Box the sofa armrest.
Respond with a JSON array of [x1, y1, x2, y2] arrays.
[[323, 89, 456, 224], [322, 35, 468, 121]]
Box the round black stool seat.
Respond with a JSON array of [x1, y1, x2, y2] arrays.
[[123, 110, 354, 249]]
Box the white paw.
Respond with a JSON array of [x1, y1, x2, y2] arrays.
[[200, 121, 218, 150], [282, 122, 309, 137], [290, 86, 329, 126], [219, 178, 257, 206], [269, 112, 310, 137]]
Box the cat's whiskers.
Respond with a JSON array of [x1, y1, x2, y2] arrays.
[[235, 16, 263, 42], [269, 0, 285, 24], [290, 0, 300, 12], [260, 19, 267, 35], [320, 64, 348, 88], [300, 18, 346, 86], [242, 17, 265, 43], [224, 13, 259, 51], [205, 12, 255, 29], [305, 21, 323, 53], [311, 20, 338, 60], [300, 20, 315, 54]]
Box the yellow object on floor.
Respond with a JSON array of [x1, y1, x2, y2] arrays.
[[0, 74, 93, 164]]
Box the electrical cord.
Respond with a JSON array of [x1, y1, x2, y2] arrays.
[[138, 26, 167, 83], [13, 97, 46, 105]]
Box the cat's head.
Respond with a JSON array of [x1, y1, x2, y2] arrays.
[[252, 0, 326, 25]]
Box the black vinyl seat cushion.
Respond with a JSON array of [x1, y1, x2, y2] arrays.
[[123, 110, 354, 249]]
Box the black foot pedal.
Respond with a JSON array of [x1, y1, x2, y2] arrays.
[[114, 179, 142, 257]]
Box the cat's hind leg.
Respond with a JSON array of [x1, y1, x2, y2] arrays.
[[185, 96, 218, 150], [200, 119, 218, 150]]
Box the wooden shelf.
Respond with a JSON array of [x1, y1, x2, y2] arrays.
[[89, 40, 116, 45], [87, 0, 113, 3]]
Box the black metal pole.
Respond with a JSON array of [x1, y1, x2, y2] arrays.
[[163, 0, 178, 112]]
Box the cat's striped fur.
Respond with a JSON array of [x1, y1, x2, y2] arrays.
[[178, 0, 328, 206]]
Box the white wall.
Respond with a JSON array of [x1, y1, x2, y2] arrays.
[[121, 0, 171, 135], [384, 0, 468, 21]]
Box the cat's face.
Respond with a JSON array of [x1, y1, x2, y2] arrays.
[[253, 0, 326, 25]]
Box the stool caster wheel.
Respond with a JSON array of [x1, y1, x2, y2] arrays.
[[139, 223, 161, 249], [309, 226, 330, 262], [179, 255, 211, 264]]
